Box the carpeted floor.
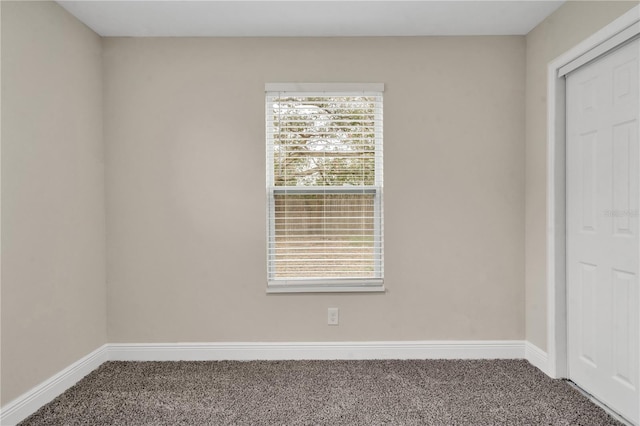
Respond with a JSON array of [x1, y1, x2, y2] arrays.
[[20, 359, 621, 425]]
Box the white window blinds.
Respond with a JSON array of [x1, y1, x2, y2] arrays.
[[266, 84, 384, 292]]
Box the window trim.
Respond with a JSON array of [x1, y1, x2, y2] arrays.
[[265, 82, 384, 93], [266, 280, 385, 294], [265, 83, 385, 294]]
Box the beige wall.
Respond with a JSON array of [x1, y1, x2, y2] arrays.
[[11, 0, 631, 404], [1, 1, 106, 404], [104, 36, 526, 343], [525, 0, 639, 350]]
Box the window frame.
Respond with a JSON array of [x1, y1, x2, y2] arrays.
[[265, 83, 385, 294]]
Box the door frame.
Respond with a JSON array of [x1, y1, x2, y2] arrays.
[[546, 4, 640, 384]]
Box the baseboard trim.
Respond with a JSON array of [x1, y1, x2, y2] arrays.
[[0, 340, 533, 425], [107, 340, 526, 361], [524, 341, 549, 375], [0, 344, 108, 426]]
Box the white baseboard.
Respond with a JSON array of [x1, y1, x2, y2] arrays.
[[524, 341, 549, 375], [107, 340, 526, 361], [1, 340, 532, 425], [0, 344, 108, 426]]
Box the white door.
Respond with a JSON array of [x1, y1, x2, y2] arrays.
[[566, 40, 640, 424], [567, 38, 640, 425]]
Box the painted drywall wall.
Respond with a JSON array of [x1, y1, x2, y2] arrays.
[[525, 0, 639, 351], [1, 1, 106, 405], [104, 36, 526, 343]]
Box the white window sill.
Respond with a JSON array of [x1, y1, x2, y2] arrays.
[[266, 281, 385, 294]]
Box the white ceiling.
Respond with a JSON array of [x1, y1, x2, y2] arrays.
[[56, 1, 565, 37]]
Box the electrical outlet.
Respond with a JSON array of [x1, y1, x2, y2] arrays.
[[328, 308, 339, 325]]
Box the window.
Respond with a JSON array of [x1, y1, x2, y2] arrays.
[[266, 83, 384, 293]]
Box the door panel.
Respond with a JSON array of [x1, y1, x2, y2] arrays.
[[567, 39, 640, 425]]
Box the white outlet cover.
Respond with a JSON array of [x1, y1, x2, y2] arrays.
[[328, 308, 339, 325]]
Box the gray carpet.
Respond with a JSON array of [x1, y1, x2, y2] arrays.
[[20, 359, 621, 425]]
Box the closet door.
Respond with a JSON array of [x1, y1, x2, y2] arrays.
[[566, 38, 639, 425]]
